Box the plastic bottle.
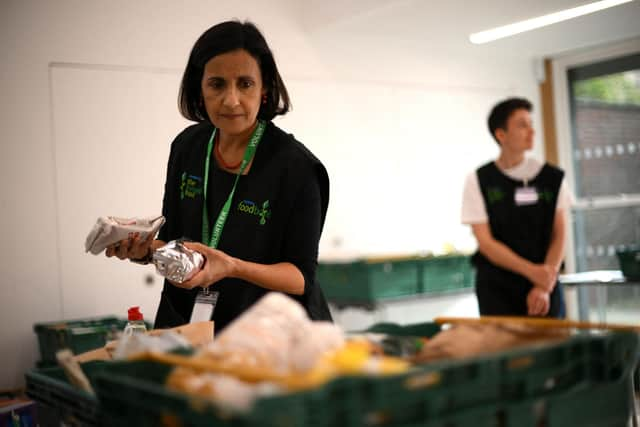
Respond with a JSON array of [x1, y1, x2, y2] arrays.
[[123, 306, 147, 336]]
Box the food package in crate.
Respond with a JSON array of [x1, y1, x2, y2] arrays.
[[159, 293, 411, 412], [73, 321, 214, 362], [411, 322, 569, 363]]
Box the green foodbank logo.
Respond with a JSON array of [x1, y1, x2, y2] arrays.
[[237, 200, 271, 225], [180, 172, 203, 200]]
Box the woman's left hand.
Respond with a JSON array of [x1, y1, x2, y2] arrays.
[[172, 242, 237, 290]]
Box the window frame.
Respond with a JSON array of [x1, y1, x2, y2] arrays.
[[551, 37, 640, 273]]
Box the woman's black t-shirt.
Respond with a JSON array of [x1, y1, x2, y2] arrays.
[[155, 121, 332, 332]]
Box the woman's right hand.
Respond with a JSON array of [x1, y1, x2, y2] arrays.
[[527, 287, 550, 316], [105, 232, 154, 261]]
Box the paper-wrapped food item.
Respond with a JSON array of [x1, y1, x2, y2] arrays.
[[410, 323, 569, 363], [153, 240, 204, 283], [161, 294, 413, 413], [195, 293, 346, 376], [165, 293, 346, 412], [85, 215, 165, 255]]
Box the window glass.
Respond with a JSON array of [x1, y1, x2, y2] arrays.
[[567, 53, 640, 274]]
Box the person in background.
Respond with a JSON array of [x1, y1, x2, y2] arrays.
[[461, 97, 572, 318], [105, 20, 332, 332]]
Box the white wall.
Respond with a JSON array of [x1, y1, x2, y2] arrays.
[[0, 0, 543, 389]]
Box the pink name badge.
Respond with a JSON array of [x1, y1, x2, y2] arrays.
[[514, 187, 538, 206]]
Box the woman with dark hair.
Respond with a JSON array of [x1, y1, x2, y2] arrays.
[[105, 21, 332, 332]]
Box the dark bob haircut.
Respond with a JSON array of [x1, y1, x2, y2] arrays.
[[487, 97, 532, 144], [178, 20, 290, 122]]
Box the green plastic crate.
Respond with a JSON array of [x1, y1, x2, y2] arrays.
[[419, 255, 474, 293], [502, 376, 633, 427], [358, 323, 638, 426], [34, 316, 152, 366], [30, 361, 633, 427], [399, 404, 500, 427], [25, 360, 109, 427], [26, 321, 634, 427], [318, 256, 475, 306], [617, 247, 640, 280], [25, 349, 192, 427], [392, 376, 633, 427], [364, 321, 442, 338], [95, 361, 364, 427], [545, 377, 633, 427], [94, 357, 497, 427], [318, 258, 420, 304], [91, 323, 638, 427]]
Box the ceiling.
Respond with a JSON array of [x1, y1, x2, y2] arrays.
[[297, 0, 640, 59]]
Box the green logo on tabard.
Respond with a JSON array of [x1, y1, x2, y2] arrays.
[[180, 172, 203, 200], [237, 199, 271, 225], [487, 187, 504, 204], [539, 189, 555, 203]]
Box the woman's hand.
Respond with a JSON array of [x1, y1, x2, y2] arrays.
[[105, 232, 154, 261], [526, 287, 550, 316], [173, 242, 237, 290], [526, 264, 557, 293]]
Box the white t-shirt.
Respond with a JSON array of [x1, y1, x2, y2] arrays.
[[461, 157, 573, 225]]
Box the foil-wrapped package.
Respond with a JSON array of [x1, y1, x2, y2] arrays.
[[152, 240, 204, 283]]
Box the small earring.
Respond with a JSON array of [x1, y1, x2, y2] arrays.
[[262, 94, 267, 104]]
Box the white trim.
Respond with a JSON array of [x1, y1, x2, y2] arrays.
[[551, 37, 640, 273], [573, 194, 640, 210], [551, 37, 640, 68], [49, 61, 182, 75]]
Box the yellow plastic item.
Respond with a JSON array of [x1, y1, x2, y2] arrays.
[[139, 339, 410, 394], [328, 340, 410, 375]]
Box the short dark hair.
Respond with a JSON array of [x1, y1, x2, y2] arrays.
[[487, 97, 532, 144], [178, 21, 290, 122]]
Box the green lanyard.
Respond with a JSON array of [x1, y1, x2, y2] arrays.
[[202, 120, 266, 248]]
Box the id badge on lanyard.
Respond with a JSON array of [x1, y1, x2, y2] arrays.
[[190, 120, 266, 323], [514, 178, 538, 206], [191, 291, 219, 322]]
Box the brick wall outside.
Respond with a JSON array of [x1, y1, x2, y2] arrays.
[[572, 100, 640, 271], [573, 100, 640, 197]]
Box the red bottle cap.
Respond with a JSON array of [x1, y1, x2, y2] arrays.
[[128, 306, 143, 321]]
